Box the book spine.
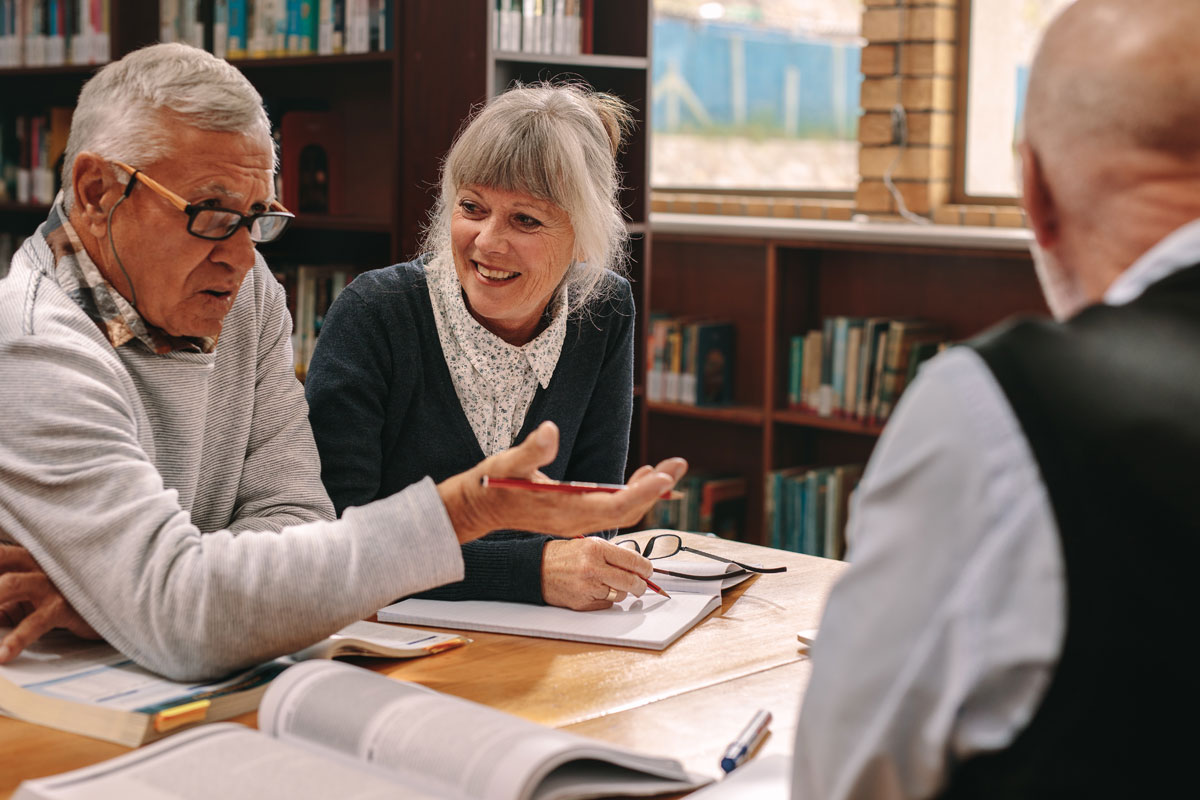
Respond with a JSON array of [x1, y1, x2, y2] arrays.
[[227, 0, 246, 58], [285, 0, 299, 53], [843, 322, 862, 419], [679, 321, 696, 405], [212, 0, 228, 58], [788, 335, 803, 407], [830, 317, 847, 416]]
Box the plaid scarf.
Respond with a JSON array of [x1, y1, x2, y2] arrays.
[[42, 199, 215, 354]]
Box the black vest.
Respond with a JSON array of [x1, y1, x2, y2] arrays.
[[937, 264, 1200, 799]]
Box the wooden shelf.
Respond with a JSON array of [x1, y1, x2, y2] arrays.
[[228, 52, 394, 69], [646, 401, 764, 426], [646, 233, 1047, 547], [291, 215, 392, 233], [492, 51, 648, 70], [0, 63, 103, 78], [773, 409, 885, 437], [0, 201, 52, 214]]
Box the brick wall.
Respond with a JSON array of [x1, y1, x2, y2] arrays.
[[856, 0, 956, 217]]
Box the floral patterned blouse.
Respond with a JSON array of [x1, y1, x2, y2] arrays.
[[424, 253, 567, 456]]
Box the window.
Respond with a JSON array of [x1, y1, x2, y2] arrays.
[[961, 0, 1075, 198], [651, 0, 862, 194]]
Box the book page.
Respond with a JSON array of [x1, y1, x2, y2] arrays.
[[14, 723, 449, 800], [288, 620, 468, 660], [0, 628, 280, 713], [377, 592, 720, 650], [684, 754, 790, 799], [259, 661, 700, 800]]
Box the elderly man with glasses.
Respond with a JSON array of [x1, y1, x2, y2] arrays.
[[0, 42, 684, 682]]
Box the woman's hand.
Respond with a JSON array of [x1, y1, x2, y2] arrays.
[[0, 545, 101, 663], [438, 421, 687, 543], [541, 537, 654, 610]]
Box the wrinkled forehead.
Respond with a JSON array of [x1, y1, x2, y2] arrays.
[[148, 123, 276, 199]]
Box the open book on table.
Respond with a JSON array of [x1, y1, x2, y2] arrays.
[[378, 549, 760, 650], [0, 621, 466, 746], [14, 660, 709, 800]]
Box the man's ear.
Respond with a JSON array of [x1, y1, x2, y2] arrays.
[[1019, 141, 1058, 249], [71, 153, 123, 238]]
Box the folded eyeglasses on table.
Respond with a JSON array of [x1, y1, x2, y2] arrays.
[[615, 533, 788, 580]]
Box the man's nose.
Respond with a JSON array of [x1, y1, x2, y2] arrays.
[[209, 225, 256, 275]]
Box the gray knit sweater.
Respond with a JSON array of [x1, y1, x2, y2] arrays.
[[0, 226, 464, 681]]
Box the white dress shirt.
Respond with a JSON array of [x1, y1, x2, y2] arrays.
[[425, 253, 567, 456], [791, 218, 1200, 799]]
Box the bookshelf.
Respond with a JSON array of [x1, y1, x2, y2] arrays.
[[641, 217, 1050, 546]]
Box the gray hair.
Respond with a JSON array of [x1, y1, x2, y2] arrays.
[[420, 81, 634, 314], [62, 42, 274, 212]]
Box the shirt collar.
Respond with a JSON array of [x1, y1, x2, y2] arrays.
[[1104, 217, 1200, 306], [428, 253, 566, 389], [43, 194, 215, 354]]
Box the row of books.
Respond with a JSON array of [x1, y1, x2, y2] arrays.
[[643, 472, 747, 541], [0, 107, 73, 206], [0, 0, 111, 68], [0, 104, 341, 214], [493, 0, 592, 56], [274, 264, 354, 380], [159, 0, 391, 61], [645, 315, 736, 406], [766, 463, 863, 560], [788, 316, 947, 426]]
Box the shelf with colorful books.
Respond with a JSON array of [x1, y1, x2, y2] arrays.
[[0, 104, 74, 207], [641, 232, 1049, 548], [644, 471, 749, 540], [764, 462, 862, 559], [783, 315, 948, 433], [158, 1, 396, 61]]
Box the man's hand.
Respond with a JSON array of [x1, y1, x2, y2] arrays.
[[542, 537, 654, 610], [438, 421, 688, 544], [0, 545, 100, 663]]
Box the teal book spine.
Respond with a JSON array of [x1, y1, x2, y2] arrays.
[[788, 335, 803, 407]]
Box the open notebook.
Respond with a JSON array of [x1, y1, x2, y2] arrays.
[[378, 559, 756, 650]]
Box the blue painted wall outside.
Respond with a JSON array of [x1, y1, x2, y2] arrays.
[[653, 17, 861, 139]]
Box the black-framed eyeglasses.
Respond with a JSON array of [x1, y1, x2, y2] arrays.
[[616, 533, 787, 580], [112, 160, 294, 243]]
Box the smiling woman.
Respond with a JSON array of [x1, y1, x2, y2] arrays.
[[305, 83, 649, 611]]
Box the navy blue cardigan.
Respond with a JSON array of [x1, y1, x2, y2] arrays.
[[305, 259, 635, 603]]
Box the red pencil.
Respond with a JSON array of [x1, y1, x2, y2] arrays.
[[480, 476, 674, 599], [481, 476, 682, 500]]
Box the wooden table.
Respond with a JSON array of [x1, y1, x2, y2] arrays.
[[0, 532, 845, 797]]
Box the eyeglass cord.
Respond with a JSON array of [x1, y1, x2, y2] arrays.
[[107, 172, 140, 309]]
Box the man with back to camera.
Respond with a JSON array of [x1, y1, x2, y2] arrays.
[[792, 0, 1199, 796], [0, 42, 684, 682]]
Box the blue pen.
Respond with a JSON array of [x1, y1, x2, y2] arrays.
[[720, 709, 772, 773]]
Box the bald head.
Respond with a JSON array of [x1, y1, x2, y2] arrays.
[[1019, 0, 1200, 318], [1026, 0, 1200, 160]]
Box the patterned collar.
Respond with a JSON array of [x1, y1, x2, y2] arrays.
[[42, 197, 215, 354], [426, 252, 566, 389]]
